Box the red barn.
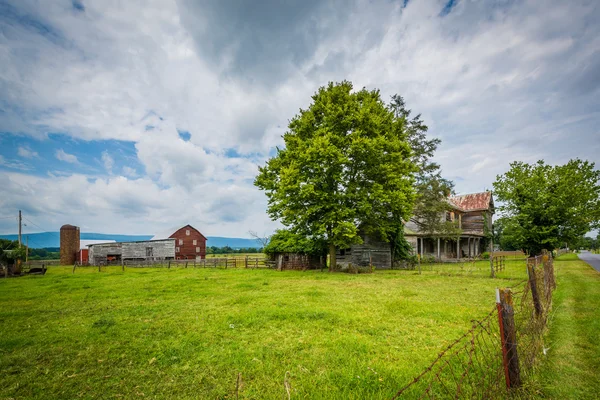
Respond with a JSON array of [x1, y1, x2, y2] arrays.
[[152, 225, 207, 260]]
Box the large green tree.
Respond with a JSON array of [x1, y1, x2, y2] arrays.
[[255, 81, 417, 270], [493, 159, 600, 255]]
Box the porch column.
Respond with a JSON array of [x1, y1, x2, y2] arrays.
[[418, 237, 422, 259], [457, 238, 460, 260], [437, 238, 441, 261], [468, 237, 471, 258], [476, 238, 480, 256]]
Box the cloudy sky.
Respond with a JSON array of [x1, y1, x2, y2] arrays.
[[1, 0, 599, 237]]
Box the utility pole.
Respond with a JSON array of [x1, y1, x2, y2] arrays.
[[18, 210, 22, 247], [26, 236, 29, 263]]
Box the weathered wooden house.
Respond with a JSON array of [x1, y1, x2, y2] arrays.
[[404, 191, 494, 261], [151, 224, 207, 260], [88, 239, 176, 265], [336, 232, 393, 269]]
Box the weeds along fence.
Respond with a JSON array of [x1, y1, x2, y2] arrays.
[[73, 256, 276, 273], [393, 254, 556, 399]]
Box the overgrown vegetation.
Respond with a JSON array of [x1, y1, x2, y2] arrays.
[[263, 229, 326, 256]]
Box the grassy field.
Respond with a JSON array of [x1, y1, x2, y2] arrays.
[[534, 253, 600, 399], [0, 260, 544, 399]]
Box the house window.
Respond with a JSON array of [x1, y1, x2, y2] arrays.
[[146, 247, 153, 257], [186, 230, 190, 236], [179, 239, 183, 245], [196, 247, 200, 253], [193, 239, 197, 245], [176, 247, 180, 253]]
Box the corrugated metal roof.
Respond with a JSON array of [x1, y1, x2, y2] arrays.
[[80, 239, 115, 250], [449, 192, 493, 212]]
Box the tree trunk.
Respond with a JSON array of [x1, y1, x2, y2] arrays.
[[329, 242, 336, 272]]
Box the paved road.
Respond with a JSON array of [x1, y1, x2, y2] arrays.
[[578, 250, 600, 272]]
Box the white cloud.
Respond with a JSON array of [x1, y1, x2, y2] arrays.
[[55, 149, 78, 164], [0, 0, 598, 235], [122, 166, 137, 177], [101, 151, 114, 173], [0, 154, 33, 171], [17, 146, 39, 159]]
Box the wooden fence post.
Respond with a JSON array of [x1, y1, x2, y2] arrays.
[[225, 258, 228, 269], [490, 239, 495, 278], [193, 260, 196, 268], [497, 288, 521, 388], [245, 256, 248, 268], [255, 258, 258, 269], [527, 261, 543, 316], [168, 261, 171, 269], [214, 259, 217, 268]]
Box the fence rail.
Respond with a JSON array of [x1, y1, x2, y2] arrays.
[[394, 252, 556, 398], [73, 256, 276, 272]]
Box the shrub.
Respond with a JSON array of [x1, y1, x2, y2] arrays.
[[481, 252, 490, 260]]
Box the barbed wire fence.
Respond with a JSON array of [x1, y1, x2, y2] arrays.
[[393, 252, 556, 399]]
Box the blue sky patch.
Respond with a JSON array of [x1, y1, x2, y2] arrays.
[[440, 0, 458, 16], [178, 130, 191, 141], [0, 133, 143, 177]]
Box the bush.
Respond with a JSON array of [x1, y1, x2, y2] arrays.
[[481, 252, 490, 260]]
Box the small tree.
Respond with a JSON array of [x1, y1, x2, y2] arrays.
[[255, 81, 416, 270]]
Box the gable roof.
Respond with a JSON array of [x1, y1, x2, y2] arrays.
[[151, 224, 207, 241], [449, 192, 494, 212]]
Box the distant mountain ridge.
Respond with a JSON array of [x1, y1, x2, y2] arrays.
[[0, 232, 262, 249]]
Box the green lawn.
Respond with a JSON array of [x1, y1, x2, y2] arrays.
[[0, 261, 549, 399], [535, 253, 600, 399]]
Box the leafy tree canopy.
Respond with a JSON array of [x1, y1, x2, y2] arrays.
[[255, 81, 417, 269], [493, 159, 600, 255], [263, 229, 327, 256]]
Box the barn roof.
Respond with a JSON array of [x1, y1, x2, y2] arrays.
[[151, 224, 207, 240], [449, 192, 494, 212], [80, 239, 115, 250]]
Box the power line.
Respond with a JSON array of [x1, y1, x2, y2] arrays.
[[22, 217, 59, 235]]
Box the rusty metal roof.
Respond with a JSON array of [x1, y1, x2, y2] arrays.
[[449, 192, 494, 212]]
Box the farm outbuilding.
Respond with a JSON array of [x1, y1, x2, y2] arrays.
[[88, 239, 175, 265], [78, 240, 115, 264], [336, 232, 393, 269]]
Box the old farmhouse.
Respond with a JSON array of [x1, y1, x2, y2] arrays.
[[336, 191, 494, 269], [405, 191, 494, 261]]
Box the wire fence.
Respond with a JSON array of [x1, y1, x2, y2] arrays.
[[73, 256, 276, 273], [393, 252, 556, 399]]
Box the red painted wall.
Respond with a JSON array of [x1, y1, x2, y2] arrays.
[[170, 225, 207, 260], [79, 249, 89, 264]]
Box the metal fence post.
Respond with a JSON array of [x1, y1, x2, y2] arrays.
[[497, 288, 521, 388]]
